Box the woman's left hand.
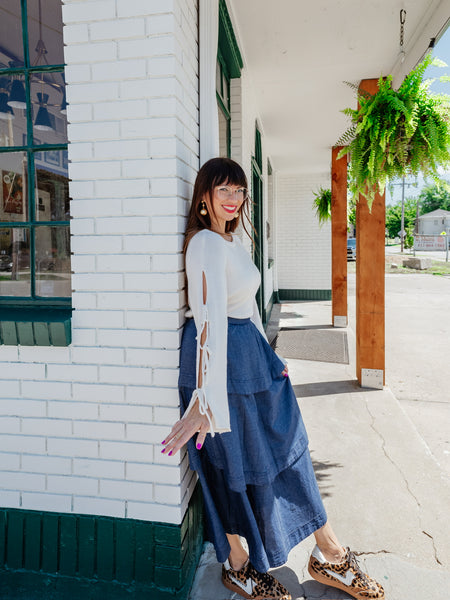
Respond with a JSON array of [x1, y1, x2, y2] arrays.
[[161, 398, 210, 457], [282, 365, 289, 377]]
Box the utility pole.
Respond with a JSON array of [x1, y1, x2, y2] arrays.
[[400, 176, 405, 253]]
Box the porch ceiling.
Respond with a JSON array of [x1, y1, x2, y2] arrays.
[[228, 0, 450, 174]]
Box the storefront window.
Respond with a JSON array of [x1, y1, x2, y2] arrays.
[[0, 0, 70, 306]]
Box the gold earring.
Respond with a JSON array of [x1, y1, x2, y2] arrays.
[[200, 200, 208, 216]]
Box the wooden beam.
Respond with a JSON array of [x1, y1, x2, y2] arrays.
[[331, 146, 348, 327], [356, 79, 385, 387]]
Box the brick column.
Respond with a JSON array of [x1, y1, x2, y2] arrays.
[[331, 146, 348, 327], [356, 79, 385, 388]]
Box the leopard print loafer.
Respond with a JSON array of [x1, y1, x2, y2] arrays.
[[308, 545, 385, 599], [222, 558, 291, 600]]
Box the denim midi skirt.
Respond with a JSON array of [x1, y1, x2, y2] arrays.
[[178, 317, 327, 573]]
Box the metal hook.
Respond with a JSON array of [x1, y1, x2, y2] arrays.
[[400, 9, 406, 24]]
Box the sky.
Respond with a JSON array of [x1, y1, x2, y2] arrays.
[[385, 26, 450, 206]]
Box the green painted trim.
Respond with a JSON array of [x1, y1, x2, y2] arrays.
[[0, 307, 72, 346], [218, 0, 243, 78], [278, 289, 332, 301], [0, 484, 204, 599], [265, 292, 275, 325]]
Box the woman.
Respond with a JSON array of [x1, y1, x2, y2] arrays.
[[162, 158, 384, 600]]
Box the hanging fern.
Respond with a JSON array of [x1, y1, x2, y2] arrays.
[[337, 54, 450, 208], [313, 187, 332, 225]]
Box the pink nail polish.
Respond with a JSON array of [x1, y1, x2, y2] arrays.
[[283, 373, 288, 377], [161, 448, 166, 453], [196, 443, 202, 450], [168, 451, 173, 456], [161, 440, 166, 445]]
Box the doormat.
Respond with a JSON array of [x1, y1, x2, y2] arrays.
[[272, 328, 349, 364]]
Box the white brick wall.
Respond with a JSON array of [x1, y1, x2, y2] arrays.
[[0, 0, 199, 526], [276, 172, 332, 290]]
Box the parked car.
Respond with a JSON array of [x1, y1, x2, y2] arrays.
[[347, 238, 356, 260], [0, 254, 12, 272]]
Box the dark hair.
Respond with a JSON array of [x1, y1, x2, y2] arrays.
[[184, 157, 252, 253]]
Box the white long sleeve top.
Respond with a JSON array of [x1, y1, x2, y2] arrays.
[[183, 229, 268, 435]]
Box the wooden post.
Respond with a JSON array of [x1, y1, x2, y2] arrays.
[[331, 146, 348, 327], [356, 79, 385, 388]]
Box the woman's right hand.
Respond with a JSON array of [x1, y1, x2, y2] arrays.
[[161, 398, 210, 457]]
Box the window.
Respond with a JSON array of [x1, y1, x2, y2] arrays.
[[216, 51, 231, 157], [0, 0, 71, 345]]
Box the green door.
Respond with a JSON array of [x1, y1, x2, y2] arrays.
[[252, 158, 265, 324]]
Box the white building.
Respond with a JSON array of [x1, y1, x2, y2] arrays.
[[417, 208, 450, 235], [0, 0, 448, 597]]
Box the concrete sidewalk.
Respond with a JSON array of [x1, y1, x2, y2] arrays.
[[188, 295, 450, 600]]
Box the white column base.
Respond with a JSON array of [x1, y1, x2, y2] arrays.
[[333, 315, 347, 328], [361, 368, 384, 389]]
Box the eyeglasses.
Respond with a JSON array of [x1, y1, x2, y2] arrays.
[[216, 186, 248, 201]]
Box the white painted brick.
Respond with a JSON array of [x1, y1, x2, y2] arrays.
[[92, 59, 147, 82], [121, 117, 178, 139], [126, 423, 167, 443], [117, 0, 174, 19], [71, 256, 97, 275], [151, 292, 183, 310], [72, 274, 124, 292], [22, 419, 72, 437], [71, 235, 122, 254], [152, 329, 182, 349], [119, 35, 175, 60], [71, 328, 97, 347], [68, 142, 94, 162], [151, 137, 177, 155], [46, 364, 98, 383], [0, 417, 20, 434], [22, 455, 71, 475], [48, 475, 99, 495], [95, 216, 149, 234], [147, 57, 177, 78], [150, 177, 178, 196], [154, 483, 181, 505], [47, 437, 98, 458], [100, 404, 152, 423], [96, 254, 150, 273], [0, 452, 20, 470], [0, 380, 20, 397], [48, 401, 99, 420], [21, 381, 72, 401], [123, 234, 183, 254], [73, 496, 125, 518], [67, 82, 119, 104], [96, 292, 150, 310], [153, 406, 180, 425], [73, 420, 125, 440], [94, 139, 147, 159], [125, 311, 180, 330], [89, 18, 145, 41], [153, 369, 179, 387], [64, 64, 91, 85], [125, 385, 178, 406], [146, 13, 176, 35], [0, 363, 45, 380], [72, 310, 124, 329], [62, 1, 116, 24], [19, 346, 71, 363], [68, 180, 95, 199], [126, 348, 178, 368], [100, 479, 153, 501], [119, 76, 178, 100], [64, 41, 117, 65], [97, 328, 151, 348], [100, 440, 152, 462], [69, 161, 119, 181], [99, 366, 151, 386], [73, 383, 124, 403], [0, 491, 20, 507], [70, 218, 96, 235], [126, 462, 180, 485], [121, 197, 179, 217], [124, 272, 182, 292], [0, 346, 19, 361], [73, 458, 125, 479], [93, 100, 147, 122], [152, 254, 184, 272], [127, 500, 181, 523], [22, 492, 72, 513], [68, 121, 120, 142], [152, 215, 185, 233], [62, 23, 89, 44], [1, 471, 46, 492], [0, 399, 46, 417], [72, 347, 125, 365], [67, 102, 93, 123]]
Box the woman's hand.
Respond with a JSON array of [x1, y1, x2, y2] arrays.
[[161, 399, 210, 457], [282, 365, 289, 377]]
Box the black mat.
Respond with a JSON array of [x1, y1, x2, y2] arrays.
[[272, 328, 349, 364]]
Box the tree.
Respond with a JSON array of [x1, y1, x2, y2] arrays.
[[418, 181, 450, 214], [385, 198, 418, 239]]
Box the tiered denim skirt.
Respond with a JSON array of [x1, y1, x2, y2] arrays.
[[178, 317, 327, 573]]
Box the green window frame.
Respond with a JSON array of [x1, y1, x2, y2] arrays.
[[0, 0, 71, 346], [216, 49, 231, 158]]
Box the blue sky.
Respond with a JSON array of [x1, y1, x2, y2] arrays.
[[386, 26, 450, 205]]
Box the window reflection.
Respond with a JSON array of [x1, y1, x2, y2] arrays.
[[35, 225, 70, 297], [0, 76, 27, 147], [31, 77, 67, 145], [35, 151, 70, 221], [27, 0, 65, 67], [0, 227, 30, 296], [0, 1, 24, 69], [0, 152, 28, 222]]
